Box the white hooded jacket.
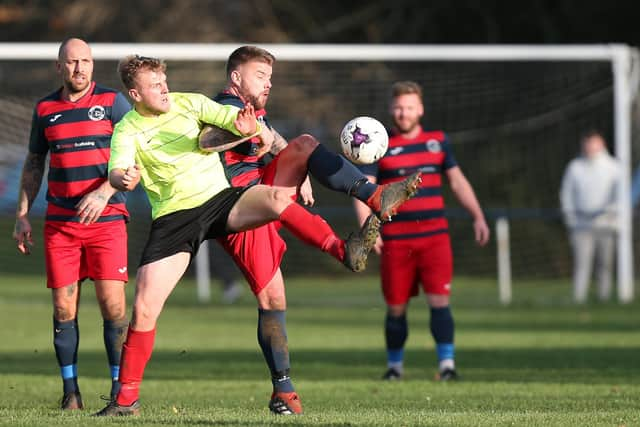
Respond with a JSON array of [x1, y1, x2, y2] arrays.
[[559, 151, 620, 231]]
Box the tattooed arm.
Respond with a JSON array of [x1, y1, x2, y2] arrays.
[[14, 152, 47, 254], [269, 127, 288, 155], [75, 179, 121, 225]]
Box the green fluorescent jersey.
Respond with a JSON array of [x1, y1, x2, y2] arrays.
[[109, 92, 246, 219]]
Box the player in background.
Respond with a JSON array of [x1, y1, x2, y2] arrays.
[[95, 54, 383, 416], [560, 130, 620, 303], [202, 46, 422, 414], [353, 81, 490, 381], [12, 38, 131, 409]]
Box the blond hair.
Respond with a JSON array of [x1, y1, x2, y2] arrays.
[[118, 55, 166, 89], [391, 81, 423, 99]]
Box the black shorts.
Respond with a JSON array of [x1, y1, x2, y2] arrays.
[[139, 187, 248, 266]]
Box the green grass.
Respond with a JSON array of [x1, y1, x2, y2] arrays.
[[0, 273, 638, 426]]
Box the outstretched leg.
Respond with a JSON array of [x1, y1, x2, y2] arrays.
[[226, 185, 380, 272], [267, 135, 422, 221]]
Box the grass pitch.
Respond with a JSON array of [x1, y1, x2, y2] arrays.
[[0, 273, 638, 426]]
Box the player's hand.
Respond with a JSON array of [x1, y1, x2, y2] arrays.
[[13, 216, 33, 255], [372, 235, 383, 255], [474, 218, 490, 246], [254, 125, 274, 158], [76, 188, 111, 225], [122, 165, 141, 191], [235, 103, 258, 136], [298, 175, 315, 206]]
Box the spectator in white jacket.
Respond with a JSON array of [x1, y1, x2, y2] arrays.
[[560, 131, 620, 303]]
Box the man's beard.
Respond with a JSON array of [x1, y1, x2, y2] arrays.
[[64, 74, 90, 94], [396, 119, 420, 134], [247, 93, 267, 110]]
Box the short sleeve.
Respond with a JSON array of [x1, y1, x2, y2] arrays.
[[441, 134, 458, 170], [28, 108, 48, 154], [111, 92, 131, 125], [108, 121, 136, 173]]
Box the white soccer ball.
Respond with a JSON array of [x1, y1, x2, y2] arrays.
[[340, 116, 389, 165]]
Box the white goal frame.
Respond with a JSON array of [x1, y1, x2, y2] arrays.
[[2, 43, 637, 303]]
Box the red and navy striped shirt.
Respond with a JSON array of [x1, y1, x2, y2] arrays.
[[213, 92, 272, 187], [29, 82, 131, 222], [361, 128, 457, 241]]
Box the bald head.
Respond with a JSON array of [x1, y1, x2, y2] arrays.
[[56, 38, 94, 99], [58, 38, 91, 61]]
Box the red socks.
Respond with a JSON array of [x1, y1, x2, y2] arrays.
[[278, 203, 345, 261], [116, 327, 156, 406]]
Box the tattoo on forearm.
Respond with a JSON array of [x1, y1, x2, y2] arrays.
[[19, 152, 46, 210], [199, 126, 239, 149], [270, 128, 288, 154]]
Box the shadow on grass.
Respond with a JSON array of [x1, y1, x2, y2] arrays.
[[2, 346, 638, 385]]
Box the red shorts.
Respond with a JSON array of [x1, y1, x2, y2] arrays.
[[221, 156, 288, 295], [218, 222, 286, 295], [381, 232, 453, 305], [44, 220, 128, 288]]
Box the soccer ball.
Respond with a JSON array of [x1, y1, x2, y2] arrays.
[[340, 116, 389, 165]]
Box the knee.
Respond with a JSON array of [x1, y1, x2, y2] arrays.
[[256, 277, 287, 310], [52, 293, 76, 321], [97, 288, 127, 321], [268, 187, 294, 213], [131, 299, 157, 328], [427, 293, 450, 308], [257, 294, 286, 310], [53, 303, 75, 321], [99, 299, 127, 321], [290, 134, 320, 154], [387, 305, 407, 317]]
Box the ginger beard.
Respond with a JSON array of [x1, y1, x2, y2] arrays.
[[233, 60, 272, 110], [390, 93, 424, 135]]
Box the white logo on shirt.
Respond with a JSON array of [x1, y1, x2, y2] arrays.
[[88, 105, 106, 121], [426, 139, 442, 153], [49, 114, 62, 122], [389, 147, 404, 155]]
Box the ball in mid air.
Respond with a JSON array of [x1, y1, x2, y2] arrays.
[[340, 116, 389, 164]]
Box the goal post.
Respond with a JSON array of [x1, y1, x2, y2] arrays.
[[1, 43, 637, 303]]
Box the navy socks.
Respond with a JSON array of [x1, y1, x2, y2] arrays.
[[307, 144, 376, 201], [257, 309, 294, 393], [53, 318, 79, 394]]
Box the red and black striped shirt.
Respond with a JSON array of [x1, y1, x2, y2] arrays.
[[213, 92, 272, 187], [362, 128, 457, 241], [29, 82, 131, 222]]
